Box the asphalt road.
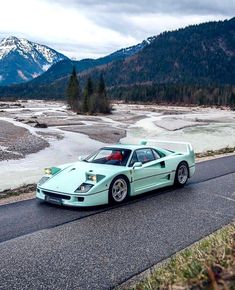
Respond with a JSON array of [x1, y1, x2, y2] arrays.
[[0, 155, 235, 290]]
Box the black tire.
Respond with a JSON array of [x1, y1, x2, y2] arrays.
[[109, 175, 129, 204], [174, 161, 189, 187], [36, 198, 44, 205]]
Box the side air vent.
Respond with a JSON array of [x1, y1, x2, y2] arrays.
[[160, 161, 165, 168]]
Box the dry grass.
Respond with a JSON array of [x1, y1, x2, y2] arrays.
[[126, 224, 235, 290], [196, 146, 235, 158], [0, 184, 36, 199]]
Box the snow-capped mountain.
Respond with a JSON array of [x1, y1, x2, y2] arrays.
[[0, 36, 68, 85]]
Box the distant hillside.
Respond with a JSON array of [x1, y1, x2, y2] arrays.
[[90, 17, 235, 86], [25, 36, 155, 85], [0, 18, 234, 105]]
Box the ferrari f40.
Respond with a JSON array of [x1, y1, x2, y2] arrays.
[[36, 141, 195, 207]]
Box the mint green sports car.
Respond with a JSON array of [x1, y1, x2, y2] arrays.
[[36, 141, 195, 207]]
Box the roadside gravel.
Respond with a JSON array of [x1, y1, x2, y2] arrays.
[[0, 192, 35, 206]]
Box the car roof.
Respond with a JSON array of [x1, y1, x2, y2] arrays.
[[103, 144, 154, 151]]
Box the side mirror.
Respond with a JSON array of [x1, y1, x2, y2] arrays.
[[133, 162, 142, 169], [78, 156, 83, 161]]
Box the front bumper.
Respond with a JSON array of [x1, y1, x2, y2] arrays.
[[36, 187, 109, 207]]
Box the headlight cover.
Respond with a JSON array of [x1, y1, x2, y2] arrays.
[[38, 176, 50, 186], [75, 183, 94, 193]]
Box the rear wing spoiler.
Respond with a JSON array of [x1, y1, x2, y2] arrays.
[[142, 140, 194, 154]]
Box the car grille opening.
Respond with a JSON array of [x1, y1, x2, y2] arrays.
[[77, 197, 84, 202], [42, 190, 71, 200]]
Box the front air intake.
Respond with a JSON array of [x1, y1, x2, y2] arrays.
[[42, 191, 71, 200]]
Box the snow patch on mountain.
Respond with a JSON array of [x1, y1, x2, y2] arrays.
[[17, 70, 28, 81], [32, 72, 40, 78], [0, 36, 66, 65], [42, 64, 51, 71], [110, 36, 157, 58]]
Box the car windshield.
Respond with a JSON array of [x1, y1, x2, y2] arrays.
[[85, 148, 132, 166]]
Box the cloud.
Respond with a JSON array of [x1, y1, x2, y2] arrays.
[[53, 0, 235, 15], [0, 0, 234, 59], [0, 0, 136, 58], [49, 0, 234, 51]]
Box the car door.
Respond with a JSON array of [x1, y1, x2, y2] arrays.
[[130, 148, 170, 195]]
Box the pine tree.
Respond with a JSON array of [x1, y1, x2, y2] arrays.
[[66, 67, 80, 112], [230, 92, 235, 110], [83, 76, 94, 113], [97, 74, 110, 114]]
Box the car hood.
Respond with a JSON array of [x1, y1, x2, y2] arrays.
[[40, 161, 125, 194]]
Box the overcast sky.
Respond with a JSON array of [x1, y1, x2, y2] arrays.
[[0, 0, 234, 59]]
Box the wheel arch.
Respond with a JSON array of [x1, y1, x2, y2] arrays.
[[108, 174, 131, 204], [174, 160, 189, 187], [110, 174, 131, 194], [177, 160, 189, 169]]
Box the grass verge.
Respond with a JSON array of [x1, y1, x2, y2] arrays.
[[0, 184, 36, 199], [124, 223, 235, 290], [196, 146, 235, 158]]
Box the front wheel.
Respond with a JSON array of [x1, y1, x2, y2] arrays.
[[109, 176, 129, 204], [174, 162, 189, 187]]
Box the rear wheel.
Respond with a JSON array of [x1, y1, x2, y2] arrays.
[[109, 176, 129, 204], [174, 162, 189, 187]]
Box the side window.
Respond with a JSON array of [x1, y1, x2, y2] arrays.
[[129, 151, 138, 167], [145, 149, 155, 162], [129, 148, 162, 167], [152, 149, 161, 159], [136, 149, 155, 164]]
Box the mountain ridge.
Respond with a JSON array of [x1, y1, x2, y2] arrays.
[[0, 17, 234, 102], [28, 36, 156, 86], [0, 36, 68, 85]]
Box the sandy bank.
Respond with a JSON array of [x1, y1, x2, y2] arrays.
[[61, 124, 126, 143]]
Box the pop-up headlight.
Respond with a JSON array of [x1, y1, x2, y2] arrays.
[[44, 167, 61, 176], [44, 168, 52, 175], [87, 174, 97, 183], [86, 172, 105, 183]]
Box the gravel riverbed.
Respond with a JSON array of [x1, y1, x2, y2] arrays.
[[0, 120, 49, 161]]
